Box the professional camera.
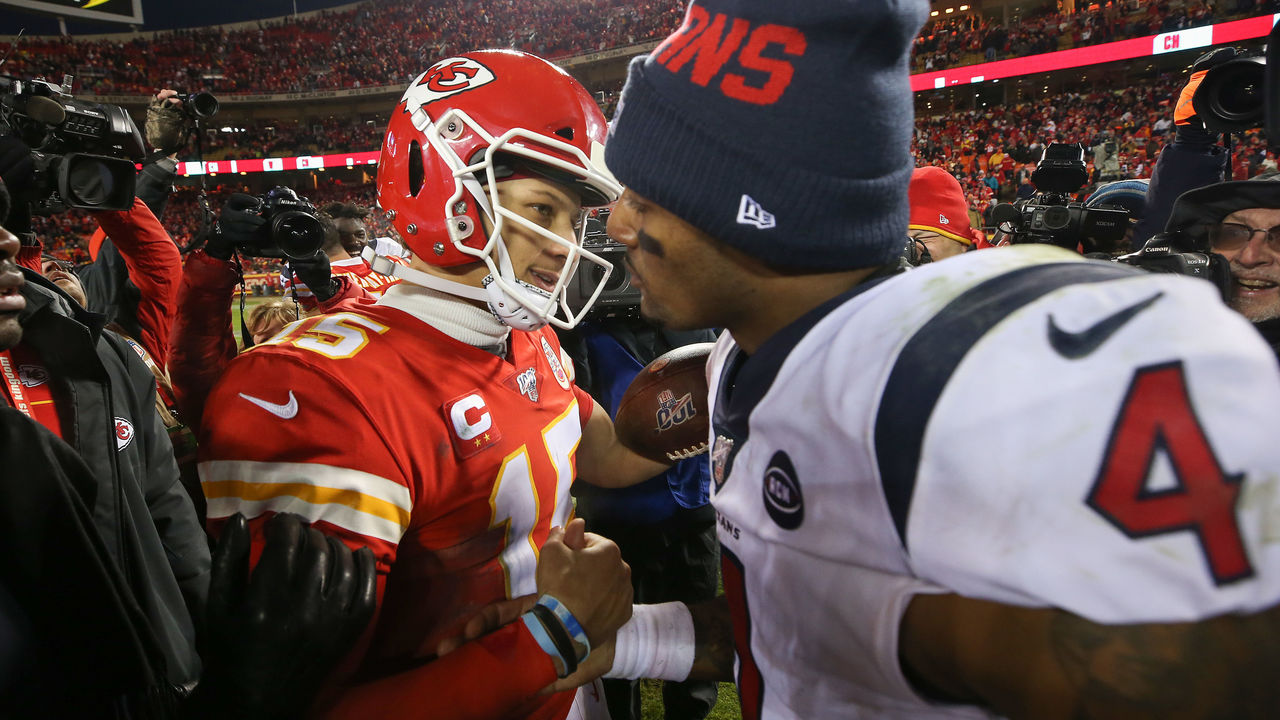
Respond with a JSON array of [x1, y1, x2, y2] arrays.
[[179, 91, 220, 120], [899, 236, 933, 269], [1116, 231, 1233, 302], [990, 143, 1129, 252], [227, 187, 328, 260], [565, 209, 641, 319], [1191, 22, 1280, 136], [0, 74, 144, 213]]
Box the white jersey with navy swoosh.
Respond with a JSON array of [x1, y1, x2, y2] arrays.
[[707, 244, 1280, 720]]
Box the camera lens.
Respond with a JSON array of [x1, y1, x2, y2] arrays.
[[1217, 77, 1261, 118], [1195, 58, 1265, 129], [59, 153, 136, 210], [186, 92, 220, 119], [272, 211, 327, 259]]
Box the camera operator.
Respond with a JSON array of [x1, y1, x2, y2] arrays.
[[1131, 47, 1238, 247], [167, 190, 367, 436], [1160, 173, 1280, 358], [0, 175, 210, 704]]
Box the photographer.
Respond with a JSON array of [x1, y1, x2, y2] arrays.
[[1131, 47, 1237, 247], [168, 190, 366, 435], [1161, 173, 1280, 358], [281, 201, 404, 310]]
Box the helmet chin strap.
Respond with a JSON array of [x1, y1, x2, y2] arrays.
[[361, 246, 552, 332]]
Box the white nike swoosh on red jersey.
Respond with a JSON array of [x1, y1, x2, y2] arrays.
[[238, 390, 299, 420]]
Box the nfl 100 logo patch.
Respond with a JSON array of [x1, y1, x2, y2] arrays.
[[516, 367, 538, 402], [655, 388, 696, 431]]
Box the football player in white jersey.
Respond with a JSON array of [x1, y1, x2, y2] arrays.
[[546, 0, 1280, 718]]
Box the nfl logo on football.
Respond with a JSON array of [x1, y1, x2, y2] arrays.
[[655, 388, 696, 431]]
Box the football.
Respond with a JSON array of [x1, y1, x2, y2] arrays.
[[614, 342, 715, 464]]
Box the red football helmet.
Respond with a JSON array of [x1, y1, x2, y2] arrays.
[[374, 49, 621, 330]]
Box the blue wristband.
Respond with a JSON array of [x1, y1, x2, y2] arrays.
[[521, 611, 571, 675], [537, 594, 590, 662]]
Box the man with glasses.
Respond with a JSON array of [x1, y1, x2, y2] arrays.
[[1165, 173, 1280, 358]]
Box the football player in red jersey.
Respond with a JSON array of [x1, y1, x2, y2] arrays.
[[198, 50, 669, 719]]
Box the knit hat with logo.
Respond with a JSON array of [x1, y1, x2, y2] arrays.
[[908, 166, 985, 246], [605, 0, 929, 271]]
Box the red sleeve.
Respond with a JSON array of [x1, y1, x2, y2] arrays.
[[18, 240, 43, 273], [168, 250, 241, 435], [89, 196, 181, 365], [318, 623, 566, 720]]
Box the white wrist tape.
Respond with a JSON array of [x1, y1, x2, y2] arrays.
[[604, 601, 696, 681]]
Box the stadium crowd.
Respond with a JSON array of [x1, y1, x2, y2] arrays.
[[5, 0, 688, 96], [5, 0, 1270, 96], [912, 0, 1232, 72]]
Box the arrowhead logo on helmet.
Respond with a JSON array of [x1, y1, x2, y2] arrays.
[[403, 57, 497, 107], [375, 50, 623, 332]]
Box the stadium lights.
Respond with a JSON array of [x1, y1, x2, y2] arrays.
[[930, 10, 938, 16], [945, 7, 953, 13], [959, 4, 969, 9]]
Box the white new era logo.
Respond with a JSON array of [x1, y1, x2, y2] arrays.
[[737, 195, 776, 230], [939, 213, 950, 225]]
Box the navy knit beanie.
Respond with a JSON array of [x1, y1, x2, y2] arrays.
[[606, 0, 929, 270]]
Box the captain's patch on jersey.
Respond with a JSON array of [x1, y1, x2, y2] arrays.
[[444, 391, 503, 459], [403, 57, 496, 107]]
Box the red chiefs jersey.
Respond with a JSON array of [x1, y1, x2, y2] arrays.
[[198, 289, 593, 719], [281, 255, 406, 309]]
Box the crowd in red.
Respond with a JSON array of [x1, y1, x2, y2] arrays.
[[33, 67, 1254, 269], [5, 0, 1271, 97], [20, 0, 1280, 266], [6, 0, 687, 97], [194, 115, 388, 161]]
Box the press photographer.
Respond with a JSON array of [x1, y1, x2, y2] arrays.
[[1124, 23, 1280, 360], [1152, 173, 1280, 359], [168, 187, 370, 435]]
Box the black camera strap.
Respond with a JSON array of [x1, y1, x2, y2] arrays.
[[177, 116, 214, 256]]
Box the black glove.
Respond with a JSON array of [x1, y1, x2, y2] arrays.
[[211, 193, 264, 260], [194, 512, 377, 719], [290, 251, 339, 302]]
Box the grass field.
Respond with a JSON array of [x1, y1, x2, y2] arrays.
[[641, 681, 742, 720], [234, 293, 745, 720]]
